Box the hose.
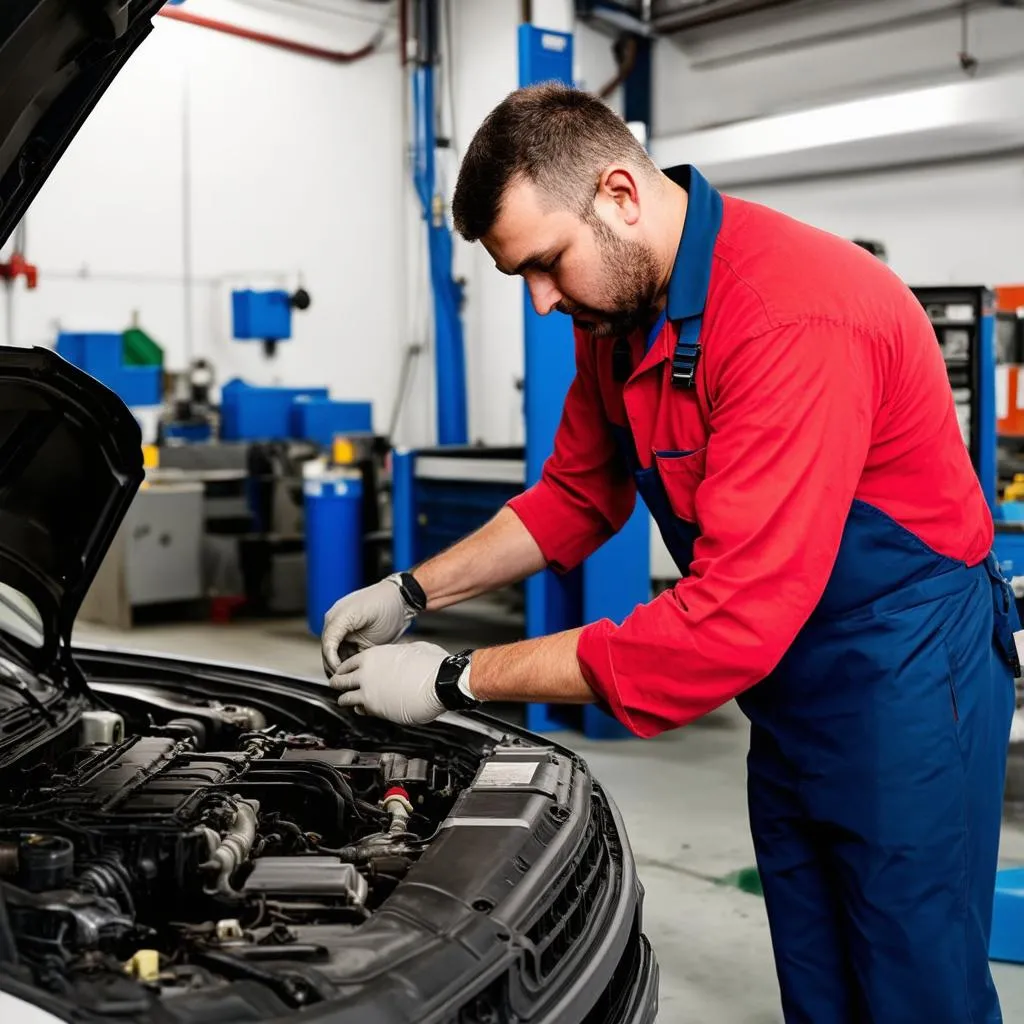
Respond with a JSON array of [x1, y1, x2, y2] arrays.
[[201, 799, 260, 897], [78, 852, 136, 918]]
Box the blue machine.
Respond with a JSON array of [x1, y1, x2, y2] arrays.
[[391, 447, 524, 573], [55, 332, 161, 407], [304, 470, 364, 636], [518, 24, 650, 740]]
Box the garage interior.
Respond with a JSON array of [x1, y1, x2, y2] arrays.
[[5, 0, 1024, 1021]]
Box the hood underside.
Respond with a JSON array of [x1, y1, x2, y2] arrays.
[[1, 0, 164, 247], [0, 346, 143, 672]]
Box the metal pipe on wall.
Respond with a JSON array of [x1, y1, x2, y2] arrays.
[[410, 0, 468, 445], [156, 6, 384, 63]]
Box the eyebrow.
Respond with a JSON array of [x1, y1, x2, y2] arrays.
[[496, 251, 559, 276]]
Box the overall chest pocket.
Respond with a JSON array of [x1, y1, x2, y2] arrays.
[[654, 447, 707, 524]]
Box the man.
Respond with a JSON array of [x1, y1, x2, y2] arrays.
[[322, 84, 1020, 1021]]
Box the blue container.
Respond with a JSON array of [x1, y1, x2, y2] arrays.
[[112, 366, 162, 407], [304, 470, 363, 636], [55, 333, 162, 407], [55, 332, 123, 380], [232, 289, 292, 341], [994, 523, 1024, 578], [291, 398, 373, 446], [990, 867, 1024, 963], [220, 379, 329, 441], [164, 420, 213, 443]]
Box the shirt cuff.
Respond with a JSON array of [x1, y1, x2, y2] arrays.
[[576, 619, 661, 739]]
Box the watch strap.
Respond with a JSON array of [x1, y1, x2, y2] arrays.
[[434, 649, 479, 711], [394, 571, 427, 613]]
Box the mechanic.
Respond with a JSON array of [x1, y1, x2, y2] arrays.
[[322, 84, 1020, 1022]]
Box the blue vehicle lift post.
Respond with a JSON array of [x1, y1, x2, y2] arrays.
[[518, 23, 650, 739]]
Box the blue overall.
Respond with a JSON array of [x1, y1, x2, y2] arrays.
[[615, 170, 1020, 1021]]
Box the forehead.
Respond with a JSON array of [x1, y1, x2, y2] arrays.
[[482, 177, 580, 265]]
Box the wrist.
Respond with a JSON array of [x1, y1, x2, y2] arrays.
[[456, 655, 476, 701]]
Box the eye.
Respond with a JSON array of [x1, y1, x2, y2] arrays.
[[541, 254, 562, 273]]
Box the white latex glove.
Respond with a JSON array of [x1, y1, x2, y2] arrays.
[[321, 574, 419, 677], [330, 641, 447, 726]]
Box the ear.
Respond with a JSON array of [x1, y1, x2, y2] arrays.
[[596, 166, 641, 226]]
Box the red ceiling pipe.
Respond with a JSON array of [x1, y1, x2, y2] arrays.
[[157, 6, 383, 63]]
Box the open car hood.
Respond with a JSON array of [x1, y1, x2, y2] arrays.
[[0, 346, 143, 673], [1, 0, 164, 247]]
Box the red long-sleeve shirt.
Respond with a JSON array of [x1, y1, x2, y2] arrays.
[[507, 191, 992, 738]]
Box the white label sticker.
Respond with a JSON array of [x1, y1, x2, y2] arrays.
[[946, 304, 975, 322], [998, 365, 1010, 420], [475, 761, 538, 788], [541, 32, 568, 52]]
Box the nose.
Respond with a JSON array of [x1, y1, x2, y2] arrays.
[[526, 275, 561, 316]]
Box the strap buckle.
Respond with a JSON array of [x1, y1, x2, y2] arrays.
[[671, 341, 701, 389]]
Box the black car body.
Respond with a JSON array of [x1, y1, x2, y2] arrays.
[[0, 5, 658, 1022]]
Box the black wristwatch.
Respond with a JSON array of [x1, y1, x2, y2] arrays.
[[395, 571, 427, 612], [434, 649, 479, 711]]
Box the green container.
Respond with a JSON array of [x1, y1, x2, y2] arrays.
[[122, 325, 163, 367]]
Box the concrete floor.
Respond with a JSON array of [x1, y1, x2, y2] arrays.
[[73, 606, 1024, 1023]]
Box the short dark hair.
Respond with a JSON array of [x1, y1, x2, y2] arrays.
[[452, 83, 656, 242]]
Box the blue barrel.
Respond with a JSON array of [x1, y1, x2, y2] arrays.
[[304, 470, 363, 636]]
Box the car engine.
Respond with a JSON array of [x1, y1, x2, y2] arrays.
[[0, 688, 478, 1008]]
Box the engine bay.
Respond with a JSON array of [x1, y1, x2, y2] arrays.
[[0, 680, 486, 1013]]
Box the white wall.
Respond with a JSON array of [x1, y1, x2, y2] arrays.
[[650, 0, 1024, 285], [1, 0, 631, 448], [729, 158, 1024, 287], [2, 0, 415, 439]]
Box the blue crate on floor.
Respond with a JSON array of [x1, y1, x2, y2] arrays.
[[990, 867, 1024, 963]]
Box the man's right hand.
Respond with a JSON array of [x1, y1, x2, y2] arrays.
[[321, 573, 425, 677]]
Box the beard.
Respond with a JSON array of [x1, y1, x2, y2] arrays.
[[556, 220, 660, 338]]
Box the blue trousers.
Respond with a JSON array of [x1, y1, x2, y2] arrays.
[[740, 559, 1015, 1022]]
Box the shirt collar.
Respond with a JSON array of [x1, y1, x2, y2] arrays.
[[662, 164, 722, 323]]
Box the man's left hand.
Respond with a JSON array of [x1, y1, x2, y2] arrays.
[[330, 641, 447, 725]]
